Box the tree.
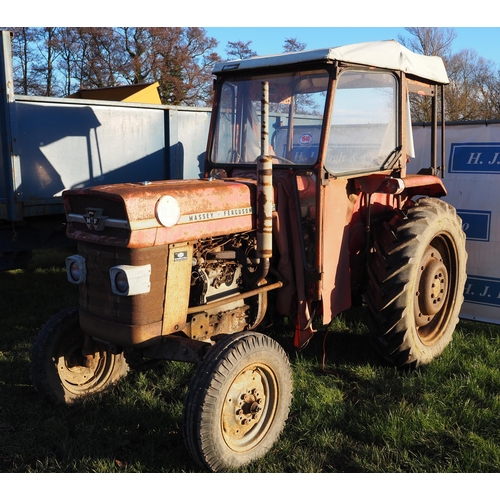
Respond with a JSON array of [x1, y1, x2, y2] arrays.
[[2, 27, 220, 106], [55, 27, 83, 96], [8, 27, 41, 95], [74, 27, 124, 89], [400, 27, 500, 122], [445, 48, 499, 121], [399, 28, 458, 122], [30, 27, 62, 96], [482, 68, 500, 119], [143, 27, 220, 105], [399, 27, 457, 58], [225, 40, 257, 60], [283, 38, 306, 53]]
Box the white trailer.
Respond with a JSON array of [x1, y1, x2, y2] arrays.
[[412, 121, 500, 324]]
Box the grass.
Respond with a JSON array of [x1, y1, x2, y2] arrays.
[[1, 248, 500, 473]]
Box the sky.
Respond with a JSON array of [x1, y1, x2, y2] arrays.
[[7, 2, 500, 67]]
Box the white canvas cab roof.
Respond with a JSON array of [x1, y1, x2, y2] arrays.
[[213, 39, 449, 84]]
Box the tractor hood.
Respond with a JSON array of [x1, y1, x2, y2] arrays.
[[63, 178, 257, 248]]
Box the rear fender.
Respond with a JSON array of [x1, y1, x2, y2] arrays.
[[356, 174, 447, 198]]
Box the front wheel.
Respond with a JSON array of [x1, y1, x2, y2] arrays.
[[182, 332, 292, 472], [31, 307, 129, 405], [365, 198, 467, 368]]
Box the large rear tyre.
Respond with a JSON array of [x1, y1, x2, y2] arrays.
[[365, 198, 467, 368], [182, 332, 292, 472], [31, 307, 129, 405]]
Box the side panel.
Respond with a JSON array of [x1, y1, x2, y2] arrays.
[[167, 107, 211, 180], [321, 178, 356, 324], [162, 242, 193, 335], [411, 122, 500, 324], [13, 100, 211, 212], [15, 100, 167, 203]]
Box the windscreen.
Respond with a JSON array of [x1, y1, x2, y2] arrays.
[[210, 69, 329, 166], [325, 70, 398, 176]]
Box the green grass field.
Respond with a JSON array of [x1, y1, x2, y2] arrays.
[[1, 248, 500, 473]]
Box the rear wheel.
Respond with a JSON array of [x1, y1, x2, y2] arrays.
[[182, 332, 292, 472], [365, 198, 467, 368], [31, 307, 129, 404]]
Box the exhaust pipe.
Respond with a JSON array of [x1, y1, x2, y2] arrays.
[[251, 81, 273, 285]]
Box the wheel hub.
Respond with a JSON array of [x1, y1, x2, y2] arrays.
[[415, 247, 448, 328], [222, 368, 267, 444], [58, 350, 103, 384]]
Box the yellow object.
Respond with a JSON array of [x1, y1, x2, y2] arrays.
[[70, 82, 161, 104]]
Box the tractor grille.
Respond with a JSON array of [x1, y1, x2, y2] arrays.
[[66, 195, 130, 242], [78, 242, 168, 326]]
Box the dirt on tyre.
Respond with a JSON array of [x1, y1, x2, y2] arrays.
[[31, 306, 129, 405], [365, 197, 467, 368], [182, 331, 292, 472]]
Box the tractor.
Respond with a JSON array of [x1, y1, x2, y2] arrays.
[[31, 40, 467, 471]]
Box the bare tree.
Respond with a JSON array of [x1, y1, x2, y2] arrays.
[[283, 38, 306, 53], [32, 27, 64, 96], [73, 27, 123, 89], [400, 28, 458, 122], [483, 68, 500, 119], [400, 27, 500, 122], [226, 40, 257, 59], [3, 27, 220, 106], [131, 27, 219, 105], [399, 27, 457, 58], [446, 48, 499, 121], [55, 27, 83, 96], [8, 27, 41, 95]]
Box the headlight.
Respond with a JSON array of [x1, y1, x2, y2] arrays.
[[66, 255, 86, 284], [109, 264, 151, 296], [155, 195, 180, 227], [113, 270, 129, 294]]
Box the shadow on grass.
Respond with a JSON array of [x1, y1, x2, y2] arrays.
[[1, 306, 386, 473], [0, 361, 203, 472]]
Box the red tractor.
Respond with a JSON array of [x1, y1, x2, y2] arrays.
[[31, 40, 467, 471]]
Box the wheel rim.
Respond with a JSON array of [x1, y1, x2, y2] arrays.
[[56, 333, 114, 396], [221, 363, 278, 453], [414, 235, 457, 345]]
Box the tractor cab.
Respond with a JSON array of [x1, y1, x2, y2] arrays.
[[207, 40, 448, 180]]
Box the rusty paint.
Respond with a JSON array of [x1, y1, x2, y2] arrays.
[[64, 178, 257, 248], [79, 309, 163, 347], [356, 173, 447, 198]]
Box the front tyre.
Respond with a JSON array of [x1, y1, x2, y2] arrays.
[[31, 307, 129, 405], [365, 198, 467, 368], [182, 332, 292, 472]]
